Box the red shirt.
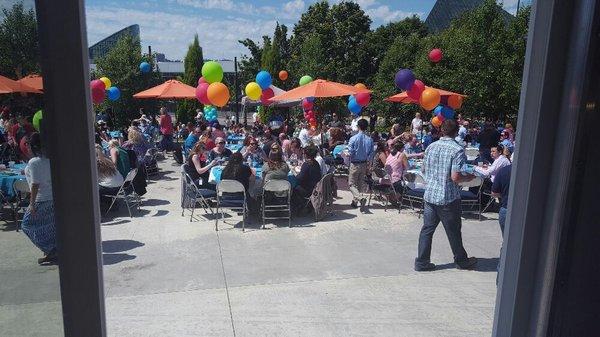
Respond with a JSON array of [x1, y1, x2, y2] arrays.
[[159, 114, 173, 135]]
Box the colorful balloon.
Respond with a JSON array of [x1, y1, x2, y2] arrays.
[[429, 48, 443, 63], [139, 62, 151, 73], [302, 99, 314, 111], [355, 93, 371, 107], [245, 82, 262, 100], [354, 83, 367, 90], [196, 82, 211, 105], [261, 87, 274, 105], [99, 77, 111, 89], [279, 70, 288, 81], [299, 75, 313, 86], [394, 69, 415, 90], [207, 82, 230, 107], [33, 110, 42, 131], [433, 105, 443, 116], [107, 86, 120, 101], [441, 106, 455, 119], [306, 96, 315, 102], [448, 95, 463, 109], [420, 88, 441, 110], [407, 80, 425, 101], [202, 61, 224, 83], [198, 77, 207, 85], [91, 87, 105, 104], [256, 70, 272, 90], [348, 98, 361, 114], [431, 116, 442, 128], [91, 79, 105, 91]]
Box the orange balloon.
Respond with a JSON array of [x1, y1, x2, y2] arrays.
[[448, 95, 463, 109], [420, 88, 441, 110], [354, 83, 367, 90], [207, 82, 230, 107], [279, 70, 288, 81], [431, 116, 442, 128]]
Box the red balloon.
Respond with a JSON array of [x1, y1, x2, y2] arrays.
[[355, 93, 371, 106], [407, 80, 425, 101], [306, 110, 315, 119], [302, 99, 313, 111], [429, 48, 443, 63], [91, 87, 105, 104], [198, 77, 207, 85], [195, 83, 211, 105], [91, 79, 105, 91], [261, 87, 274, 105], [309, 117, 316, 124]]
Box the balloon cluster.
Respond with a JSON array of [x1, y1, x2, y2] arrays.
[[204, 105, 218, 123], [90, 77, 120, 104], [244, 70, 276, 105], [139, 61, 151, 73], [302, 96, 317, 128], [196, 61, 230, 108], [347, 83, 371, 117]]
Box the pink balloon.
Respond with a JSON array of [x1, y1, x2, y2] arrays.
[[261, 88, 274, 105], [91, 79, 105, 91], [428, 48, 443, 63], [198, 77, 207, 85], [195, 83, 211, 105], [306, 110, 315, 119], [302, 99, 314, 111], [355, 93, 371, 106], [407, 80, 425, 101], [91, 87, 105, 104]]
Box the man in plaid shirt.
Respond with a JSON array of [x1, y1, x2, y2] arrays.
[[415, 119, 478, 271]]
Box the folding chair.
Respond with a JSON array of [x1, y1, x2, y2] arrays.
[[458, 176, 484, 220], [262, 180, 291, 229], [144, 148, 159, 178], [216, 179, 247, 231], [12, 179, 30, 231], [367, 174, 400, 212], [400, 172, 426, 217], [104, 168, 141, 217], [181, 165, 216, 221]]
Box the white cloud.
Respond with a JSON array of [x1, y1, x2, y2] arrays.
[[366, 5, 420, 23], [85, 6, 278, 60], [282, 0, 306, 19]]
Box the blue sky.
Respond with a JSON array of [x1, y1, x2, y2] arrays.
[[84, 0, 529, 60]]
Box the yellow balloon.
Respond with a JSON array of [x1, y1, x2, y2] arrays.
[[245, 82, 262, 100], [100, 77, 111, 89]]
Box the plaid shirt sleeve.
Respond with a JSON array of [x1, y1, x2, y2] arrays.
[[451, 148, 466, 173]]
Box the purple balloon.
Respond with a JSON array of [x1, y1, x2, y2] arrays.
[[395, 69, 415, 91]]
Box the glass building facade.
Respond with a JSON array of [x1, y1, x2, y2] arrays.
[[425, 0, 513, 33], [88, 24, 140, 61]]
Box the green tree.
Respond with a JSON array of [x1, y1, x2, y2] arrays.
[[95, 35, 162, 128], [0, 2, 39, 79], [238, 38, 263, 85], [177, 34, 204, 125]]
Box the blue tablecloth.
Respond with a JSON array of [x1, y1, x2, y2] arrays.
[[109, 131, 123, 139], [209, 166, 297, 187], [226, 144, 243, 152], [226, 135, 245, 144], [0, 165, 26, 198], [332, 145, 347, 157]]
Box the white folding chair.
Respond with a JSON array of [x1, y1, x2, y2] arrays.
[[181, 165, 216, 221], [262, 179, 291, 229], [216, 179, 247, 231], [458, 176, 484, 220], [12, 179, 30, 231], [104, 168, 141, 217]]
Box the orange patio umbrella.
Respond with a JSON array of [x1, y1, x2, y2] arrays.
[[133, 79, 196, 99], [0, 75, 42, 94], [270, 79, 371, 101], [385, 86, 465, 104], [17, 74, 43, 91]]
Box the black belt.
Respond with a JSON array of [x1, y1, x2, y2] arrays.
[[351, 160, 367, 164]]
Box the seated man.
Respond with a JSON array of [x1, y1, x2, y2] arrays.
[[474, 145, 510, 183], [403, 135, 424, 159], [207, 137, 233, 162]]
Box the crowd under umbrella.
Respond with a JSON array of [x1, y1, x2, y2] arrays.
[[17, 74, 43, 91], [0, 75, 42, 94], [133, 79, 197, 99]]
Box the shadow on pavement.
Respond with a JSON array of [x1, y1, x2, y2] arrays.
[[102, 239, 145, 253], [435, 257, 499, 272], [102, 253, 136, 265], [143, 199, 171, 206]]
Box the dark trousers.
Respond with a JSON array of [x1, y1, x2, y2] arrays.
[[415, 200, 469, 268], [480, 148, 493, 164]]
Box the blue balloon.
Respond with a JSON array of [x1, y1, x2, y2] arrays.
[[348, 99, 361, 114], [256, 70, 272, 90], [139, 62, 151, 73], [441, 106, 455, 119], [306, 96, 315, 102], [107, 87, 120, 101], [433, 105, 443, 116]]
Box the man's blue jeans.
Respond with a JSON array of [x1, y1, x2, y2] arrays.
[[415, 200, 469, 268], [497, 207, 507, 276]]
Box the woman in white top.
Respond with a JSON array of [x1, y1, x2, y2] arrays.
[[21, 133, 57, 265], [411, 112, 423, 134], [96, 147, 124, 197]]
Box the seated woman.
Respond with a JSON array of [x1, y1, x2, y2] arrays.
[[122, 129, 152, 165], [21, 133, 57, 265], [185, 142, 218, 190], [262, 148, 290, 183], [283, 137, 303, 163], [372, 141, 388, 179], [241, 136, 267, 166], [96, 146, 124, 200], [384, 141, 409, 202], [292, 145, 322, 212], [207, 137, 232, 162], [220, 152, 257, 213], [108, 139, 131, 178]]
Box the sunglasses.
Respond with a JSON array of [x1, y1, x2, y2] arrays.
[[218, 141, 225, 144]]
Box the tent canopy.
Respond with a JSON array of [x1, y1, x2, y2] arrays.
[[0, 75, 42, 94], [17, 74, 43, 91]]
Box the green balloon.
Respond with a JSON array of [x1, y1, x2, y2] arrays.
[[33, 110, 43, 131], [201, 61, 223, 84], [299, 75, 313, 86]]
